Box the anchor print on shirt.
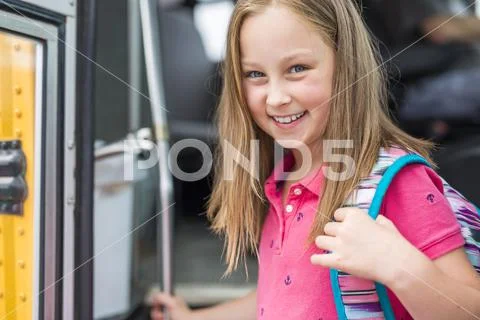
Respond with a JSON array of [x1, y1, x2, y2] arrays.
[[296, 212, 304, 222], [284, 275, 292, 286], [426, 193, 435, 203]]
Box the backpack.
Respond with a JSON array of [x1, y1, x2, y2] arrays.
[[330, 147, 480, 320]]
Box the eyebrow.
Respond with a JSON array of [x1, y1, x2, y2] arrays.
[[241, 49, 315, 66]]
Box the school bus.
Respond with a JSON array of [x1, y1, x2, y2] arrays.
[[0, 0, 95, 318]]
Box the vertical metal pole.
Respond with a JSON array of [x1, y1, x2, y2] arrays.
[[75, 0, 96, 318], [476, 0, 480, 18], [139, 1, 174, 319], [63, 14, 78, 320], [128, 0, 142, 132]]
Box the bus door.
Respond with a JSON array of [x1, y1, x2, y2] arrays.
[[0, 0, 88, 319]]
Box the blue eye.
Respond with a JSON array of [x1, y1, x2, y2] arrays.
[[290, 65, 307, 73], [246, 71, 265, 78]]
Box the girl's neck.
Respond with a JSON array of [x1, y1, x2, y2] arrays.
[[291, 143, 324, 174]]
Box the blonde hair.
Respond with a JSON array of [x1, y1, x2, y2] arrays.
[[207, 0, 434, 274]]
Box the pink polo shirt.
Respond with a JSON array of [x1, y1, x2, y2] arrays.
[[257, 153, 465, 319]]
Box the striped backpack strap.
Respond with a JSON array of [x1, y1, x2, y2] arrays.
[[330, 148, 429, 320]]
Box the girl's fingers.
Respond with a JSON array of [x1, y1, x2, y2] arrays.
[[323, 222, 340, 236], [310, 252, 339, 269], [151, 293, 176, 309], [315, 235, 336, 251], [333, 208, 348, 222], [150, 306, 164, 320]]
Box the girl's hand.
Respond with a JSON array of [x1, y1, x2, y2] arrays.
[[311, 208, 416, 285], [150, 292, 196, 320]]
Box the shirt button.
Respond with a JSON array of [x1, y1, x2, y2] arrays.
[[293, 188, 302, 196], [285, 204, 293, 213]]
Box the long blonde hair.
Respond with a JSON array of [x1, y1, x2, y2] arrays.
[[207, 0, 434, 274]]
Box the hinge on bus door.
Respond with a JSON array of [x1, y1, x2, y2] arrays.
[[0, 140, 27, 215]]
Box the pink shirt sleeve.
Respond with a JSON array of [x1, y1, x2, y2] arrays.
[[381, 164, 465, 259], [380, 164, 465, 319]]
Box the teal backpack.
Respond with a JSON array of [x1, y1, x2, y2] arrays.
[[330, 147, 480, 319]]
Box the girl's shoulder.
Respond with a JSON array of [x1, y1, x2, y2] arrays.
[[374, 145, 445, 202], [382, 162, 443, 202], [381, 163, 465, 259]]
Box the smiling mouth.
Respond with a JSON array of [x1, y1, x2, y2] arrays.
[[271, 111, 306, 124]]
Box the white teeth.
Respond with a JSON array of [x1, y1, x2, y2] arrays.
[[273, 111, 305, 124]]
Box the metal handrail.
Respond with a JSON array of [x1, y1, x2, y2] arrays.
[[94, 128, 155, 161], [139, 2, 174, 320], [94, 142, 127, 160]]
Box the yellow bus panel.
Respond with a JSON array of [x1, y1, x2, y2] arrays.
[[0, 31, 37, 320]]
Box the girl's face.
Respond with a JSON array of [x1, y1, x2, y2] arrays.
[[240, 5, 335, 156]]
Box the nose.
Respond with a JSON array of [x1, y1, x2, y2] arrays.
[[266, 81, 291, 107]]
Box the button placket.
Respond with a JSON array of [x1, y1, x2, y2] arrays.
[[276, 184, 303, 253], [283, 185, 302, 216], [282, 187, 311, 247]]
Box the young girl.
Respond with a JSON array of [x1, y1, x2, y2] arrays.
[[151, 0, 480, 319]]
